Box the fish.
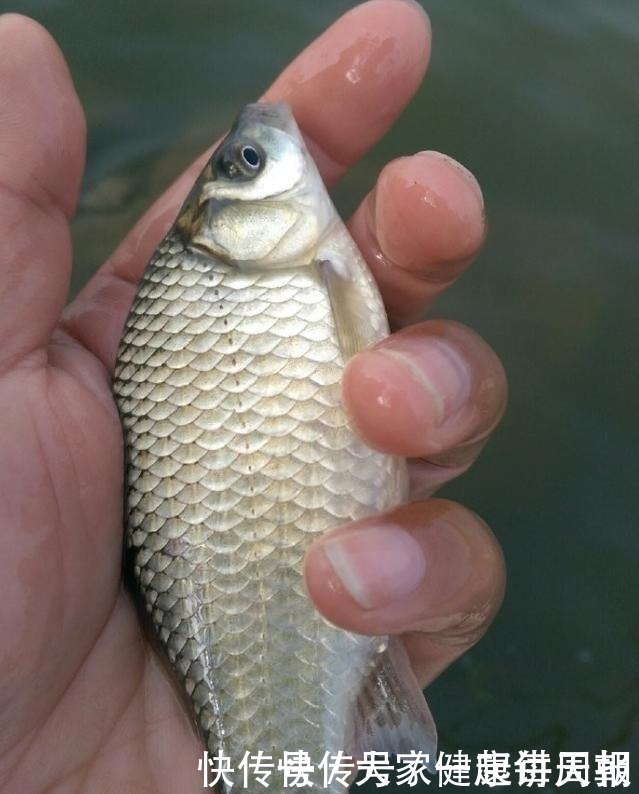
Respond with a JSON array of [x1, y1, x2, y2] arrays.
[[113, 102, 437, 791]]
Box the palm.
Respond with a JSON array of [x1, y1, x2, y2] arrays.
[[1, 6, 507, 792], [1, 324, 204, 790]]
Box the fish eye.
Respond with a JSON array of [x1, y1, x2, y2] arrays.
[[240, 145, 261, 169]]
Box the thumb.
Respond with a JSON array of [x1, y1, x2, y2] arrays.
[[0, 14, 85, 370]]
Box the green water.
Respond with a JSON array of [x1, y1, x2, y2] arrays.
[[7, 0, 638, 787]]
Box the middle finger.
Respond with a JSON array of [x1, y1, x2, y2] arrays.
[[348, 151, 486, 326]]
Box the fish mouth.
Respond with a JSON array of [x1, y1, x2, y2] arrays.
[[232, 101, 300, 137]]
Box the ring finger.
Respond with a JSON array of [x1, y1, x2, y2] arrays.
[[343, 320, 508, 497]]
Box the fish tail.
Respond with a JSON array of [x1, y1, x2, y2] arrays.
[[348, 636, 438, 772]]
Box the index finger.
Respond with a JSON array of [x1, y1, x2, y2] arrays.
[[63, 0, 431, 370]]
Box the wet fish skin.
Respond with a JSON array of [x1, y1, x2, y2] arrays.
[[113, 103, 436, 790]]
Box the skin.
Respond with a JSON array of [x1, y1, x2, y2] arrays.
[[0, 2, 507, 791]]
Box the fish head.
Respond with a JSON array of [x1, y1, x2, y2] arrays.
[[177, 103, 334, 268]]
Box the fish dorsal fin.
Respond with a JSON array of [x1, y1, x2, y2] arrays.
[[348, 637, 438, 773]]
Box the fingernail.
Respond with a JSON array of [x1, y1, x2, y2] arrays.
[[323, 525, 426, 610], [418, 150, 485, 211], [377, 340, 470, 427], [395, 0, 431, 25]]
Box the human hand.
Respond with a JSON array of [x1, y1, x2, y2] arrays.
[[0, 2, 506, 791]]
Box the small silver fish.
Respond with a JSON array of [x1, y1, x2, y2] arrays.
[[113, 102, 436, 791]]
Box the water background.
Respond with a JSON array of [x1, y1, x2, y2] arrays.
[[6, 0, 638, 788]]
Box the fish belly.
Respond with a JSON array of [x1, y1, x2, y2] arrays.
[[114, 233, 405, 785]]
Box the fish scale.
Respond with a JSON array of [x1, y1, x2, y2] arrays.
[[115, 231, 401, 785]]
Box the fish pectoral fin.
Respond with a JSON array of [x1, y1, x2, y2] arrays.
[[348, 637, 438, 772], [318, 258, 378, 361]]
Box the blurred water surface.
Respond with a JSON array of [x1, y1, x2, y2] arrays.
[[7, 0, 638, 787]]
